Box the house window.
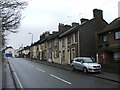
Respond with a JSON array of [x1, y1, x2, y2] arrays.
[[71, 48, 75, 60], [62, 50, 65, 61], [114, 52, 120, 61], [9, 51, 12, 54], [75, 33, 78, 42], [67, 37, 71, 44], [62, 38, 65, 47], [54, 50, 57, 59], [102, 35, 107, 42], [115, 31, 120, 39], [54, 40, 58, 47], [48, 42, 51, 48], [71, 34, 75, 44]]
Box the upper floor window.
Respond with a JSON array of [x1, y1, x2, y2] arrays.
[[62, 38, 65, 47], [48, 42, 51, 48], [102, 35, 107, 42], [54, 50, 57, 59], [9, 51, 12, 54], [67, 37, 71, 44], [115, 31, 120, 39], [62, 50, 65, 61], [71, 34, 75, 44], [54, 40, 57, 46]]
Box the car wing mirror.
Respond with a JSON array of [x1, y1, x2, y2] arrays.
[[80, 61, 83, 63]]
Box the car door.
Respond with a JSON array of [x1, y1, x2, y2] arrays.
[[74, 59, 80, 69], [78, 59, 84, 70]]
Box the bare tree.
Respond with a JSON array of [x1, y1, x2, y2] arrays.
[[0, 0, 28, 46], [1, 0, 28, 33]]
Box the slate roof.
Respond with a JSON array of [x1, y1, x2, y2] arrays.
[[59, 26, 77, 38], [98, 17, 120, 34], [59, 18, 95, 38], [46, 32, 59, 41]]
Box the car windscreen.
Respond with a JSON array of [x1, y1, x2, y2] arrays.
[[83, 58, 94, 63]]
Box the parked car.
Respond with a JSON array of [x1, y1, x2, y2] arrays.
[[71, 57, 101, 73]]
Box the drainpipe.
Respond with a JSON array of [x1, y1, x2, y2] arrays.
[[96, 53, 98, 63]]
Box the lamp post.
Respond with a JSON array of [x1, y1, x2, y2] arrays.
[[28, 32, 33, 44], [28, 33, 33, 60]]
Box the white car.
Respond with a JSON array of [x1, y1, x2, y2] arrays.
[[71, 57, 101, 73]]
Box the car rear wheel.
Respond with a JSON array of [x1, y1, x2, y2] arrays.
[[83, 67, 88, 73], [71, 66, 75, 71]]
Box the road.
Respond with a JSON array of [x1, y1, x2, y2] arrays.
[[7, 58, 118, 88]]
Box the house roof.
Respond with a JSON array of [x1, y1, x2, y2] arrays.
[[24, 46, 30, 50], [47, 32, 59, 41], [46, 25, 72, 41], [38, 37, 48, 44], [31, 40, 41, 46], [98, 17, 120, 34], [59, 18, 95, 38], [59, 26, 77, 38]]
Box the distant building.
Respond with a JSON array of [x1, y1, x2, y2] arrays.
[[4, 46, 15, 58]]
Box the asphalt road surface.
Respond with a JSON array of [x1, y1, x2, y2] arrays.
[[7, 58, 119, 88]]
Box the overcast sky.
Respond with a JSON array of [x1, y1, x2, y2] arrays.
[[7, 0, 119, 49]]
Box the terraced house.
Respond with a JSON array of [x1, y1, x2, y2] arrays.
[[59, 22, 80, 64], [20, 9, 109, 65], [36, 31, 50, 61], [47, 31, 59, 63], [97, 17, 120, 64], [58, 9, 108, 64], [47, 24, 71, 64]]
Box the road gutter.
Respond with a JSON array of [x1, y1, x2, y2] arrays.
[[8, 60, 24, 89]]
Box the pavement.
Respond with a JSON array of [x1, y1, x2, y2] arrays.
[[27, 59, 120, 83]]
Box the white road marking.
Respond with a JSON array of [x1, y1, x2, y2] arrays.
[[50, 74, 72, 85], [9, 61, 24, 89], [27, 63, 46, 72], [28, 64, 34, 68], [36, 68, 46, 72]]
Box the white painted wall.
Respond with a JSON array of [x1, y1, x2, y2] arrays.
[[5, 48, 15, 57]]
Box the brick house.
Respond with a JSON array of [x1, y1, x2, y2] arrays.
[[59, 9, 108, 64], [78, 9, 108, 60], [97, 17, 120, 64]]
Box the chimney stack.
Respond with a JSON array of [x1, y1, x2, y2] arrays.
[[58, 23, 71, 33], [72, 22, 79, 27], [80, 18, 89, 24], [93, 9, 103, 19]]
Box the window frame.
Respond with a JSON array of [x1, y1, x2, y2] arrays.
[[102, 35, 107, 42], [114, 31, 120, 40]]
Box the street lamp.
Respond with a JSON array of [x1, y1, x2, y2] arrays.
[[28, 32, 33, 60], [28, 32, 33, 44]]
